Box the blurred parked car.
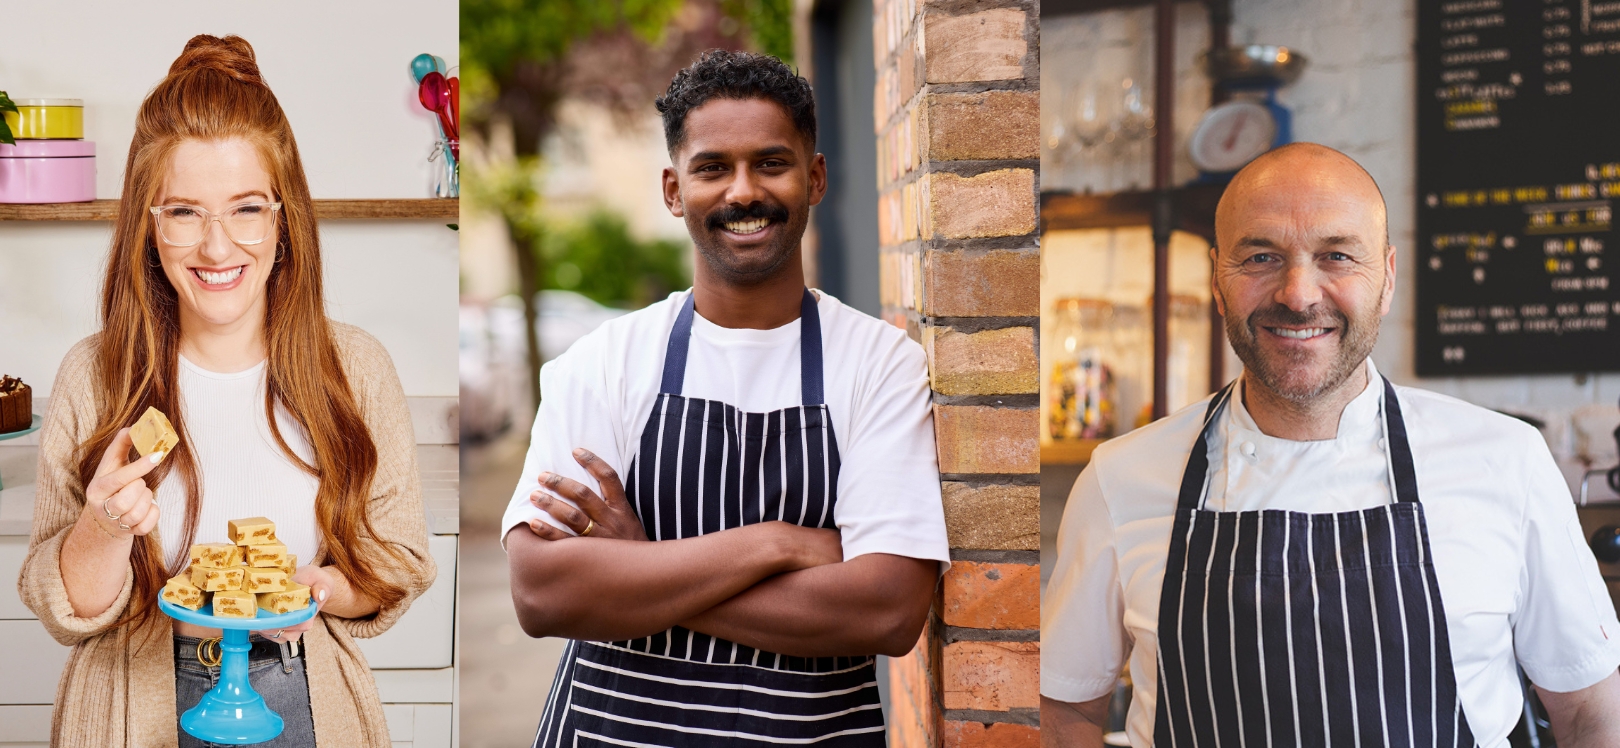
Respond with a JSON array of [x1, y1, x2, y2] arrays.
[[460, 290, 630, 443]]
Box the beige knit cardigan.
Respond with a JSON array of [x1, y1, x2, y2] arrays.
[[18, 323, 436, 748]]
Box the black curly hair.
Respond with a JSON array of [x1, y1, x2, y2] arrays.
[[656, 49, 817, 155]]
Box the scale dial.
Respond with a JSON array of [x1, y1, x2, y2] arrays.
[[1189, 100, 1278, 173]]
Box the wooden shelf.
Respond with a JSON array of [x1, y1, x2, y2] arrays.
[[1039, 184, 1224, 240], [0, 198, 458, 222], [1041, 438, 1106, 465]]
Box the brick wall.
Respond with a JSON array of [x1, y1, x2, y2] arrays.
[[872, 0, 1041, 744]]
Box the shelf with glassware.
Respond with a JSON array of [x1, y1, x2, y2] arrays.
[[1039, 0, 1236, 467], [0, 198, 458, 221]]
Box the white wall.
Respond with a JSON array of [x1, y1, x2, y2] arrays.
[[0, 0, 458, 398]]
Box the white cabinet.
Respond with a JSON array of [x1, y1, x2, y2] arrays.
[[360, 535, 457, 669], [0, 445, 459, 748]]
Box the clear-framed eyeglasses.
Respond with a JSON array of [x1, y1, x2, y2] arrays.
[[149, 202, 283, 247]]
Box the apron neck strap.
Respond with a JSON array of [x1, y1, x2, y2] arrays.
[[1381, 376, 1420, 504], [659, 288, 825, 406], [1174, 374, 1419, 511]]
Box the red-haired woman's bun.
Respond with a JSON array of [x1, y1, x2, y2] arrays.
[[167, 35, 264, 86]]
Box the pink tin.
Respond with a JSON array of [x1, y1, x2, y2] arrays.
[[0, 139, 96, 204]]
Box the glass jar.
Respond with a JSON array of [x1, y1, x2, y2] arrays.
[[1049, 298, 1119, 439], [1165, 294, 1212, 414]]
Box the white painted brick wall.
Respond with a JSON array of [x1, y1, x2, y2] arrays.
[[1041, 0, 1620, 494], [1234, 0, 1620, 496]]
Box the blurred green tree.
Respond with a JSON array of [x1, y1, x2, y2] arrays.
[[542, 211, 690, 308], [460, 0, 796, 406]]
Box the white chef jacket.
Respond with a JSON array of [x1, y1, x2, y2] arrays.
[[1041, 360, 1620, 748]]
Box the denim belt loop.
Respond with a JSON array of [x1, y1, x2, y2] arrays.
[[279, 641, 294, 674]]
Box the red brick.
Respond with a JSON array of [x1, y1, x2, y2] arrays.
[[940, 483, 1039, 551], [923, 9, 1028, 83], [942, 641, 1040, 711], [943, 721, 1040, 748], [942, 561, 1040, 629], [922, 249, 1039, 317], [925, 91, 1039, 162], [924, 326, 1037, 395], [934, 405, 1037, 474], [924, 169, 1036, 239], [889, 613, 943, 747]]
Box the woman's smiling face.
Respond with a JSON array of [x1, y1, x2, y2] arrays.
[[154, 138, 279, 335]]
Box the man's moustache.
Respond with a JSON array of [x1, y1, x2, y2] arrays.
[[706, 203, 790, 230], [1248, 306, 1346, 330]]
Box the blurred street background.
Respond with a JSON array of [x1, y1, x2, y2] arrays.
[[457, 2, 799, 744]]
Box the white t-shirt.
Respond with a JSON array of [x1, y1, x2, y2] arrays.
[[501, 290, 950, 569], [155, 356, 320, 570], [1041, 360, 1620, 748]]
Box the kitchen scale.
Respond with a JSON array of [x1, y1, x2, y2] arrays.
[[160, 595, 319, 745], [1189, 45, 1309, 180]]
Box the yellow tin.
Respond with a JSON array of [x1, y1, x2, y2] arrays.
[[3, 99, 85, 139]]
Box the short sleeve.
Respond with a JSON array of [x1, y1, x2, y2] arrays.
[[829, 332, 949, 568], [500, 338, 625, 548], [1511, 432, 1620, 692], [1041, 464, 1129, 702]]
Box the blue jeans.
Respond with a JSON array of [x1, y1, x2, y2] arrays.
[[173, 635, 316, 748]]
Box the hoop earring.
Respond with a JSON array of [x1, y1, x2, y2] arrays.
[[275, 243, 286, 263], [147, 246, 163, 268]]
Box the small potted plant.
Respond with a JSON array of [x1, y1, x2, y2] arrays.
[[0, 91, 17, 145]]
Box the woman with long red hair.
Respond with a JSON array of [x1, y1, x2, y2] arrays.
[[18, 34, 435, 747]]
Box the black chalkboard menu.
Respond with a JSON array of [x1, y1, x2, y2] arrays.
[[1416, 0, 1620, 375]]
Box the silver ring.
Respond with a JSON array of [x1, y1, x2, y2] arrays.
[[269, 630, 284, 639], [102, 498, 122, 521], [117, 522, 131, 531]]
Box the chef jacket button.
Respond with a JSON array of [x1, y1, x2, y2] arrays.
[[1241, 441, 1257, 458]]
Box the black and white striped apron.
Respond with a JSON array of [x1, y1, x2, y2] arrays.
[[1152, 377, 1478, 747], [533, 289, 886, 747]]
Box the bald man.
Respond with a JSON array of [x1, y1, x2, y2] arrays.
[[1040, 144, 1620, 748]]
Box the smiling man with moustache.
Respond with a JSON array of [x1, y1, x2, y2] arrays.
[[500, 50, 948, 747], [1040, 144, 1620, 748]]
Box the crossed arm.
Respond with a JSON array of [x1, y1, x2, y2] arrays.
[[506, 449, 937, 658]]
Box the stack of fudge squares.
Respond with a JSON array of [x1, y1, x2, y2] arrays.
[[160, 516, 312, 618]]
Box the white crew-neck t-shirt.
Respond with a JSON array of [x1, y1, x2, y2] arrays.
[[501, 290, 950, 569], [154, 355, 320, 571]]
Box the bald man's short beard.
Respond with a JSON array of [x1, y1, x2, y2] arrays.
[[1220, 288, 1385, 404]]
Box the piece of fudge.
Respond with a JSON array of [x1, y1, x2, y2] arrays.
[[244, 542, 288, 568], [276, 553, 298, 576], [189, 543, 243, 569], [228, 517, 278, 546], [257, 582, 311, 615], [131, 406, 178, 457], [161, 574, 207, 610], [212, 590, 256, 618], [243, 568, 289, 594], [191, 565, 246, 592]]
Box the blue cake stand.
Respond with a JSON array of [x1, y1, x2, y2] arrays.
[[160, 594, 319, 745]]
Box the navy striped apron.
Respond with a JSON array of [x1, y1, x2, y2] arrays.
[[1152, 377, 1478, 747], [533, 289, 886, 747]]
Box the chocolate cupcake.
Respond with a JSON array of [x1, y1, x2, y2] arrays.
[[0, 376, 31, 433]]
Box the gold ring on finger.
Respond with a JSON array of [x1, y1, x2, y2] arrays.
[[581, 519, 595, 537], [118, 522, 131, 531], [197, 637, 222, 667], [102, 498, 122, 521]]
